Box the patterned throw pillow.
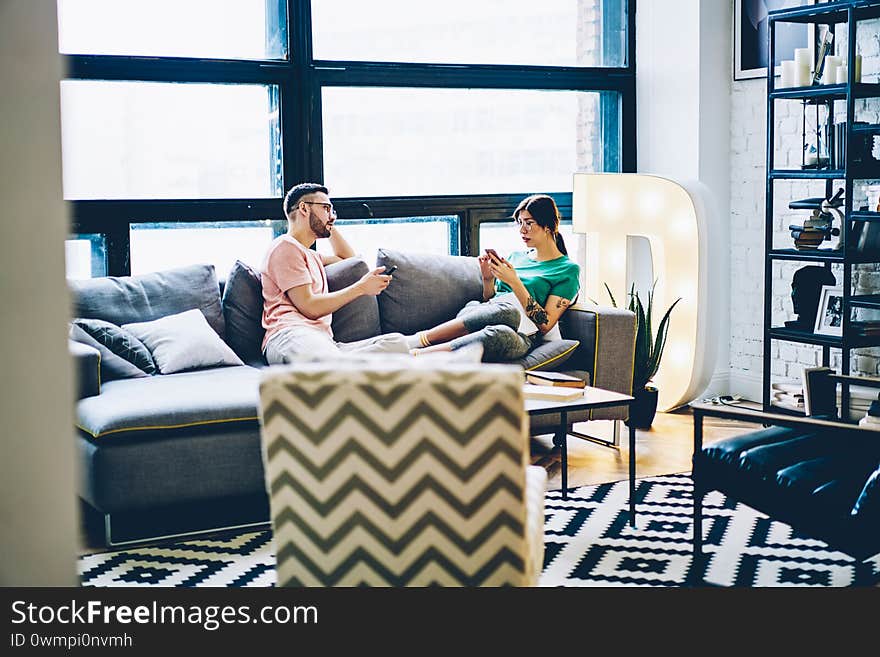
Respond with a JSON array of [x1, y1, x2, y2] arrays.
[[68, 324, 150, 382], [72, 317, 157, 375]]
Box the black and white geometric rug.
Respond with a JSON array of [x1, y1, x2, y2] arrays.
[[542, 473, 879, 587], [78, 474, 880, 588]]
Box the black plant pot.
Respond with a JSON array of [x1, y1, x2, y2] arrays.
[[626, 385, 658, 429]]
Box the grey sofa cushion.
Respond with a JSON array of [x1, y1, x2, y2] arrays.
[[69, 324, 151, 382], [76, 366, 261, 440], [222, 260, 266, 366], [516, 338, 580, 371], [68, 337, 103, 397], [72, 317, 157, 375], [69, 263, 226, 339], [77, 428, 265, 513], [376, 249, 483, 335], [122, 309, 244, 374], [326, 258, 382, 343]]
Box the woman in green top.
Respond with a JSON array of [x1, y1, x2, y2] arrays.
[[409, 194, 580, 361]]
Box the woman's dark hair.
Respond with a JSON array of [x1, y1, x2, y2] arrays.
[[513, 194, 567, 255]]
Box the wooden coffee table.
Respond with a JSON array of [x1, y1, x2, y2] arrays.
[[525, 386, 637, 525]]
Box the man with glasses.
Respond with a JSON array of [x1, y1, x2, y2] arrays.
[[260, 182, 409, 363]]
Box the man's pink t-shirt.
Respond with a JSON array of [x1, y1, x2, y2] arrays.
[[260, 235, 332, 351]]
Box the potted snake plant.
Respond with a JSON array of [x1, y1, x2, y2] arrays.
[[597, 281, 681, 429]]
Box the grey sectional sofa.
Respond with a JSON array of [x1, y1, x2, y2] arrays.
[[69, 250, 635, 546]]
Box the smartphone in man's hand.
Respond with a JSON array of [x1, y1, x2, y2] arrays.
[[385, 265, 398, 275]]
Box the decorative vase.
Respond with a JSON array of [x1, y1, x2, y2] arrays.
[[626, 385, 658, 429]]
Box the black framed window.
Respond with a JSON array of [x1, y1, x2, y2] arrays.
[[61, 0, 635, 278], [60, 80, 282, 200], [57, 0, 288, 60], [64, 233, 107, 279], [129, 220, 285, 280], [311, 0, 627, 67], [315, 215, 460, 268]]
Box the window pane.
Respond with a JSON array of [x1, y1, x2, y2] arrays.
[[60, 81, 281, 200], [313, 0, 626, 67], [323, 88, 614, 197], [315, 216, 458, 267], [65, 233, 107, 279], [130, 221, 284, 281], [57, 0, 287, 60]]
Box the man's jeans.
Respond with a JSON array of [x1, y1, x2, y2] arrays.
[[264, 325, 410, 364]]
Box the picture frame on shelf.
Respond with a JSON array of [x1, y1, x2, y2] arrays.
[[734, 0, 814, 81], [814, 285, 844, 336]]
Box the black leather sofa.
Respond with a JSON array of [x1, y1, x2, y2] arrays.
[[692, 422, 880, 585]]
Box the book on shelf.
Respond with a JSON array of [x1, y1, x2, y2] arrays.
[[802, 366, 835, 416], [850, 321, 880, 336], [522, 383, 584, 402], [772, 393, 804, 410], [524, 371, 586, 388], [772, 398, 805, 412]]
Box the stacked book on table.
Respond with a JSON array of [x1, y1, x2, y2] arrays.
[[771, 382, 804, 411], [523, 371, 586, 401]]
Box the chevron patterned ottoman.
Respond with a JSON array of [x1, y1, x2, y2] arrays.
[[258, 361, 545, 586]]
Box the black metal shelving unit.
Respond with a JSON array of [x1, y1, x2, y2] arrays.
[[763, 1, 880, 416]]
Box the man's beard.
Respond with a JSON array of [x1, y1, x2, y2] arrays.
[[309, 213, 331, 238]]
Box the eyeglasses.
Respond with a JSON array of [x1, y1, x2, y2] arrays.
[[514, 218, 538, 230], [302, 201, 336, 216]]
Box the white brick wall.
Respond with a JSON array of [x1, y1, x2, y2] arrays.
[[729, 11, 880, 395]]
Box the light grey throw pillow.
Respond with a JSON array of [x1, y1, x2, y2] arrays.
[[122, 309, 244, 374]]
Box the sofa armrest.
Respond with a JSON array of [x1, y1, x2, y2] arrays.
[[69, 339, 101, 399], [559, 303, 636, 421]]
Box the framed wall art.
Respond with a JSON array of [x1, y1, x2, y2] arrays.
[[814, 285, 844, 337], [734, 0, 813, 81]]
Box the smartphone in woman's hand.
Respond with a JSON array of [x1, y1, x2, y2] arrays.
[[484, 248, 501, 263]]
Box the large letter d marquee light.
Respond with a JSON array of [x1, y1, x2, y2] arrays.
[[572, 173, 721, 412]]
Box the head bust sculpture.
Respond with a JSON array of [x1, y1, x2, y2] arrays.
[[789, 265, 837, 329]]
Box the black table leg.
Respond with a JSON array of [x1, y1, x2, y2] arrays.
[[559, 410, 568, 499], [692, 410, 704, 582], [629, 410, 636, 527]]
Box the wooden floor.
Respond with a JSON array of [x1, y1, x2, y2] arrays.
[[531, 405, 757, 491]]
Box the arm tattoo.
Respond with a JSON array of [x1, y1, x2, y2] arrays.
[[556, 298, 570, 310], [525, 296, 549, 327]]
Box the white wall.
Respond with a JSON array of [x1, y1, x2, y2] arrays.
[[636, 0, 732, 398], [0, 1, 78, 585]]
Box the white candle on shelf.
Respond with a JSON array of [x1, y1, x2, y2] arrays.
[[794, 48, 811, 68], [823, 55, 841, 85], [836, 65, 848, 84], [780, 61, 796, 88], [795, 63, 811, 87]]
